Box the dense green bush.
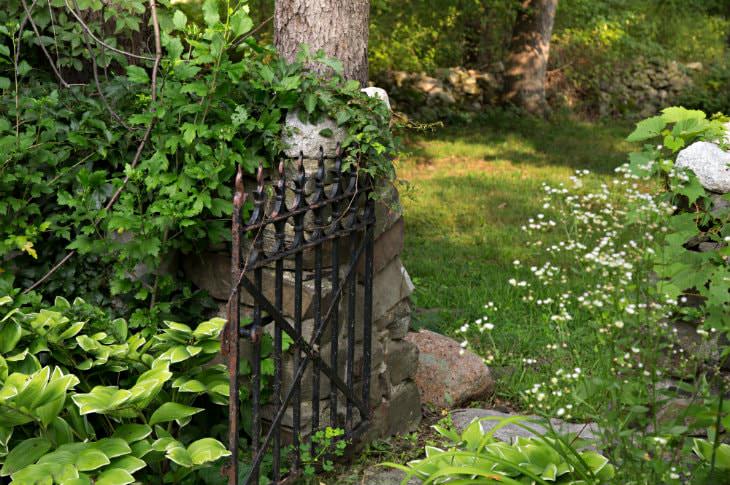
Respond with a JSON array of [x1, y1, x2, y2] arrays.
[[0, 294, 233, 484], [0, 0, 396, 330]]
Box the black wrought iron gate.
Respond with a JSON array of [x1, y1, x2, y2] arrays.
[[224, 147, 375, 484]]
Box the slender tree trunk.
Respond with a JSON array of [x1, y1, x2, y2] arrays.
[[502, 0, 558, 115], [274, 0, 370, 85]]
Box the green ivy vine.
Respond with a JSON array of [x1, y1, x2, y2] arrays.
[[0, 0, 398, 329]]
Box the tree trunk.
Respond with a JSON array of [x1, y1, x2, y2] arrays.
[[274, 0, 370, 85], [501, 0, 558, 115]]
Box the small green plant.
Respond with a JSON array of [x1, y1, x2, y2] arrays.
[[297, 427, 347, 480], [385, 417, 614, 484]]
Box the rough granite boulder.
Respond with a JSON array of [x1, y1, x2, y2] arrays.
[[405, 330, 494, 408], [675, 141, 730, 193]]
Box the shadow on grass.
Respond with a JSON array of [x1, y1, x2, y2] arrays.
[[404, 111, 634, 174]]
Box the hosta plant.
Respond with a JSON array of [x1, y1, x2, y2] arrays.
[[0, 294, 233, 484], [385, 416, 615, 484]]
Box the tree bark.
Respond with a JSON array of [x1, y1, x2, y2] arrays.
[[502, 0, 558, 115], [274, 0, 370, 85]]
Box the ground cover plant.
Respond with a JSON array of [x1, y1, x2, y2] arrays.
[[399, 107, 729, 483], [0, 294, 232, 484]]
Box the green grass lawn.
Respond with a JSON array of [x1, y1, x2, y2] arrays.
[[398, 112, 634, 403]]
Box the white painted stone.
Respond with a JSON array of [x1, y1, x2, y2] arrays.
[[282, 111, 347, 159], [675, 141, 730, 193], [361, 86, 391, 110]]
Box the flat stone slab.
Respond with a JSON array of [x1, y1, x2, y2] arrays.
[[360, 467, 421, 485], [450, 409, 598, 444]]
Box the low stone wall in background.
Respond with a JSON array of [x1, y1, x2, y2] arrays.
[[374, 57, 699, 119]]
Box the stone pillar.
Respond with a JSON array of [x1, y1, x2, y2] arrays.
[[183, 88, 421, 444]]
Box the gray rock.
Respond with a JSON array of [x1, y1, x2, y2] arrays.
[[282, 111, 347, 159], [710, 193, 730, 217], [676, 142, 730, 193], [360, 467, 421, 485], [450, 409, 598, 445]]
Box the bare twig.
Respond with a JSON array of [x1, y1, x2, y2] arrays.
[[20, 0, 71, 88], [24, 0, 164, 294], [231, 15, 274, 48], [63, 0, 157, 61], [71, 0, 131, 130]]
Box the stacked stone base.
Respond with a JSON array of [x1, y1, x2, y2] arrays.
[[184, 206, 421, 445]]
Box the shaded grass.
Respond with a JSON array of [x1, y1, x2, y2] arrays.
[[398, 112, 633, 402]]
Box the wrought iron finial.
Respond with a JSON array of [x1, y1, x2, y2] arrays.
[[233, 164, 245, 208]]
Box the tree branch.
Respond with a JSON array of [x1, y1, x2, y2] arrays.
[[63, 0, 157, 61], [20, 0, 71, 88], [23, 0, 164, 295]]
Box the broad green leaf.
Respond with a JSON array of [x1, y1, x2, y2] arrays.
[[230, 10, 253, 37], [75, 448, 110, 471], [627, 116, 665, 142], [172, 10, 187, 30], [110, 455, 146, 474], [187, 438, 231, 465], [0, 320, 21, 353], [94, 438, 131, 459], [71, 386, 132, 415], [202, 0, 220, 26], [95, 468, 135, 485], [112, 424, 152, 443], [149, 402, 203, 426], [304, 93, 317, 114], [126, 65, 149, 84], [166, 445, 193, 467], [661, 106, 706, 123], [0, 437, 52, 476], [192, 318, 225, 339]]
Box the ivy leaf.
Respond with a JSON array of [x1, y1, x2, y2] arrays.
[[126, 65, 149, 84], [303, 93, 317, 114], [172, 10, 187, 30], [663, 134, 685, 153], [202, 0, 220, 27], [319, 128, 333, 138], [627, 116, 666, 142], [674, 172, 706, 204], [230, 10, 253, 37]]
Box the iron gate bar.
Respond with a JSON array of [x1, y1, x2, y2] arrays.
[[237, 252, 371, 417], [227, 147, 375, 485]]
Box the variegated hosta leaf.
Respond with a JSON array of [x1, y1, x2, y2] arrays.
[[160, 437, 231, 468], [72, 363, 171, 417], [0, 367, 79, 428]]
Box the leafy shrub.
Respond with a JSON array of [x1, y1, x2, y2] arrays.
[[0, 293, 234, 484], [0, 0, 397, 328], [447, 106, 729, 483], [386, 416, 614, 484]]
